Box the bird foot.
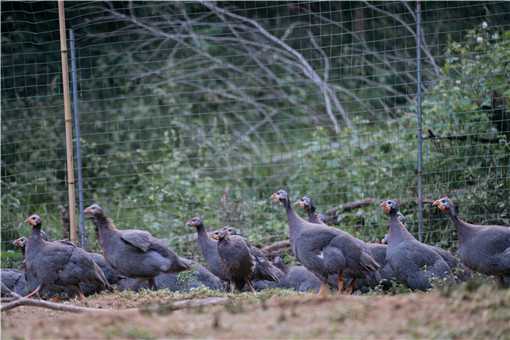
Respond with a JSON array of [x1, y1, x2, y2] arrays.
[[318, 283, 330, 297]]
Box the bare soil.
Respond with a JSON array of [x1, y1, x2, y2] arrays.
[[2, 286, 509, 339]]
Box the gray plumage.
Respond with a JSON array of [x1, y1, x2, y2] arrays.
[[296, 196, 326, 225], [188, 218, 283, 284], [13, 236, 121, 296], [117, 262, 223, 292], [23, 214, 111, 298], [80, 252, 123, 295], [298, 195, 394, 289], [381, 200, 452, 291], [85, 204, 191, 288], [217, 226, 284, 282], [1, 269, 27, 296], [272, 190, 380, 293], [214, 229, 256, 292], [434, 197, 510, 286], [187, 217, 229, 282]]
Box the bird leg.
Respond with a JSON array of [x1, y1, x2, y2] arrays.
[[336, 272, 345, 294], [345, 278, 356, 295], [229, 282, 235, 294], [318, 282, 330, 297], [246, 280, 256, 294], [148, 278, 156, 290], [71, 286, 86, 301]]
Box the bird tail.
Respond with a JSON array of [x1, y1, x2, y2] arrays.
[[359, 252, 380, 273], [255, 257, 285, 282], [169, 256, 193, 273], [93, 262, 113, 291]]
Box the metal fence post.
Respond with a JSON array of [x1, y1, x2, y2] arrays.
[[69, 29, 86, 248], [416, 1, 424, 242]]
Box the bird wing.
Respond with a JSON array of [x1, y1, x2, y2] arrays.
[[119, 230, 153, 252]]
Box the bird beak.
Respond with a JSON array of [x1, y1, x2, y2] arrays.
[[24, 217, 33, 226], [210, 234, 219, 240], [294, 200, 303, 208], [271, 193, 279, 203], [83, 207, 93, 216], [432, 200, 447, 212], [379, 202, 390, 214]]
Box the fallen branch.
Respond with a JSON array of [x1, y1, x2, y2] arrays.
[[261, 240, 290, 255], [1, 292, 230, 314], [426, 129, 502, 144], [0, 298, 109, 313], [322, 198, 376, 225]]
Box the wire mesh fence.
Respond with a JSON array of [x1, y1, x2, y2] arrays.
[[2, 1, 509, 261]]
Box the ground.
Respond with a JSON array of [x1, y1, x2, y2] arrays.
[[2, 284, 509, 340]]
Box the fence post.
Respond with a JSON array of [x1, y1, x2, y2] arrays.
[[416, 0, 424, 242], [58, 0, 78, 243], [69, 29, 86, 249]]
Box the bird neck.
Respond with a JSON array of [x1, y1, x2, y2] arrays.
[[285, 201, 305, 244], [195, 223, 216, 256], [447, 210, 478, 245], [26, 225, 44, 256], [387, 211, 414, 245], [308, 212, 322, 224], [92, 216, 117, 247]]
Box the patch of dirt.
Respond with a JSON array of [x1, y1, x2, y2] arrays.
[[2, 286, 509, 339]]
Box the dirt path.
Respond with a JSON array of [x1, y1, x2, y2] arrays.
[[2, 286, 509, 339]]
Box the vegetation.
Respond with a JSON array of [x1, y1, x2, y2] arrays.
[[1, 2, 509, 266]]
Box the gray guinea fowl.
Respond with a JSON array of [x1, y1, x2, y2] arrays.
[[296, 196, 327, 225], [84, 204, 191, 289], [272, 189, 380, 296], [297, 195, 394, 288], [186, 217, 229, 283], [217, 226, 284, 283], [23, 214, 111, 299], [434, 196, 510, 286], [381, 200, 452, 290], [212, 228, 256, 292]]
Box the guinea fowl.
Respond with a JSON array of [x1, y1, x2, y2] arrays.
[[380, 200, 452, 290], [13, 235, 122, 296], [381, 212, 468, 280], [216, 226, 284, 282], [295, 195, 393, 286], [433, 196, 510, 286], [84, 204, 191, 289], [296, 196, 326, 224], [187, 218, 283, 284], [212, 228, 256, 292], [186, 217, 228, 282], [23, 214, 111, 299], [272, 189, 380, 295]]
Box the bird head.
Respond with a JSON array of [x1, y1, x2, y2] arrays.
[[186, 216, 203, 228], [221, 225, 240, 236], [380, 199, 399, 215], [211, 228, 230, 241], [84, 204, 104, 218], [24, 214, 41, 227], [295, 196, 314, 212], [12, 236, 27, 249], [432, 197, 453, 214], [271, 189, 289, 204]]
